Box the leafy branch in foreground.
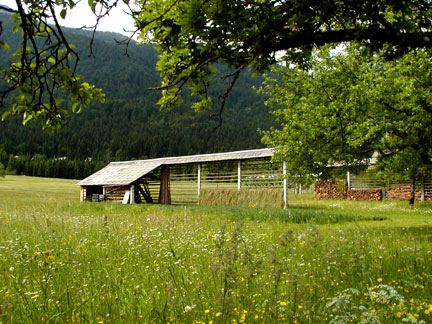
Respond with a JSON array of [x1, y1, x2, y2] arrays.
[[134, 0, 432, 125], [2, 1, 432, 130], [0, 1, 110, 132]]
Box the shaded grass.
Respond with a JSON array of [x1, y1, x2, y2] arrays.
[[185, 205, 384, 224], [200, 188, 284, 208]]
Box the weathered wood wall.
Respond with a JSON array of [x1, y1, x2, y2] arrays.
[[106, 186, 129, 203]]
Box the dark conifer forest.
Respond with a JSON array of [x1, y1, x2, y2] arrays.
[[0, 12, 275, 179]]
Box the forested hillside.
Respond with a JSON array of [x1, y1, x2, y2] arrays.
[[0, 12, 274, 179]]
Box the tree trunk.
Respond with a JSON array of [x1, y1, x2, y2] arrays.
[[409, 177, 416, 208]]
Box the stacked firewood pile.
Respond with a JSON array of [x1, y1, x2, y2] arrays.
[[315, 181, 383, 201], [387, 184, 425, 200], [347, 189, 382, 201], [315, 181, 347, 200]]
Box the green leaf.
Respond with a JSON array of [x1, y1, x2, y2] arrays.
[[60, 9, 67, 19], [1, 110, 11, 121], [88, 0, 96, 13], [71, 102, 79, 113], [22, 112, 33, 125]]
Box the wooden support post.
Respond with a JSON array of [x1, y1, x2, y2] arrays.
[[283, 161, 288, 209], [237, 161, 241, 192], [159, 166, 171, 204], [80, 187, 85, 202], [197, 164, 201, 205], [130, 185, 135, 204]]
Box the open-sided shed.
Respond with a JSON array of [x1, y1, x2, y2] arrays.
[[77, 148, 290, 208]]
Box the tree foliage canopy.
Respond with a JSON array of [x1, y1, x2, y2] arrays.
[[135, 0, 432, 119], [1, 0, 432, 129], [261, 46, 432, 185]]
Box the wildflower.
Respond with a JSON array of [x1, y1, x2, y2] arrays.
[[43, 250, 51, 256], [280, 301, 287, 306], [22, 279, 27, 285], [47, 255, 54, 261], [377, 278, 383, 283], [215, 312, 222, 317], [204, 309, 210, 314]]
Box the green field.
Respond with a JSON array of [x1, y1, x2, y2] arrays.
[[0, 175, 431, 323]]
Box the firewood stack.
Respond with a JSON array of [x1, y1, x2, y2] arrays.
[[387, 184, 423, 200], [315, 181, 347, 200], [347, 189, 382, 201]]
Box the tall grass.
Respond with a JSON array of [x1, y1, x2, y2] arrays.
[[0, 176, 431, 323]]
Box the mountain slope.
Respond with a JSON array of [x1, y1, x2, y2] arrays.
[[0, 12, 275, 164]]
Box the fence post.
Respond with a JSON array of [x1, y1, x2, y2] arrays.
[[347, 171, 351, 191], [283, 161, 288, 209], [421, 177, 425, 202], [197, 164, 201, 205], [238, 161, 241, 192]]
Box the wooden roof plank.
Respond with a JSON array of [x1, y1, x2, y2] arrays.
[[77, 148, 273, 187]]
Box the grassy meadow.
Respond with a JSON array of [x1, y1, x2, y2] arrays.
[[0, 175, 431, 323]]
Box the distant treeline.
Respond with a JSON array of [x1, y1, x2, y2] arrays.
[[0, 149, 104, 180]]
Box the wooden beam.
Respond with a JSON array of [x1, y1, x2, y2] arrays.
[[137, 182, 154, 204], [80, 187, 85, 202], [122, 190, 130, 204], [159, 166, 171, 204], [130, 185, 135, 204]]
